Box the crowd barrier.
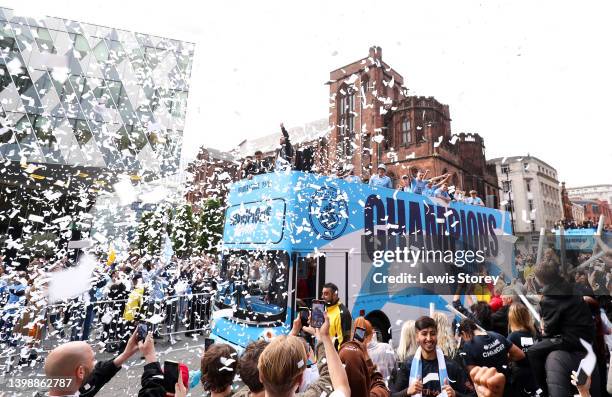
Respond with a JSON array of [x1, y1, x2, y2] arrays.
[[0, 292, 212, 373]]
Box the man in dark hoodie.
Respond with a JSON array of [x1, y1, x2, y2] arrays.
[[338, 317, 389, 397], [526, 256, 596, 397]]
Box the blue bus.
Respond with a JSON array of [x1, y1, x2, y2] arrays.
[[210, 171, 514, 350]]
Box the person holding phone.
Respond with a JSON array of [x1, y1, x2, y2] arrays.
[[44, 329, 142, 397], [321, 283, 352, 350], [138, 332, 236, 397], [338, 317, 390, 397], [258, 311, 350, 397], [355, 317, 396, 381]]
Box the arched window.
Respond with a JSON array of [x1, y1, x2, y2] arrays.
[[361, 75, 370, 92], [337, 85, 355, 158], [401, 117, 411, 146]]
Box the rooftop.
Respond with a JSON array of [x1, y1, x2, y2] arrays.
[[487, 155, 558, 172], [0, 6, 196, 47], [567, 184, 612, 190], [233, 119, 330, 159]]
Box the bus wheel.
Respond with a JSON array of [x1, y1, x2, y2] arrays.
[[364, 310, 391, 343]]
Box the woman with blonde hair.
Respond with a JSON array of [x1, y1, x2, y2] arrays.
[[432, 312, 457, 358], [389, 320, 417, 392], [507, 303, 538, 397], [396, 320, 417, 363]]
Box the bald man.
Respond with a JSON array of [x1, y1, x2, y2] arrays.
[[44, 329, 140, 396]]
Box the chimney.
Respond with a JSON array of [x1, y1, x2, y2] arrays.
[[369, 46, 382, 60]]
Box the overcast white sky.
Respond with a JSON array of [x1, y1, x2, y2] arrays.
[[5, 0, 611, 187]]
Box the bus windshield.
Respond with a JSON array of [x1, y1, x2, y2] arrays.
[[216, 250, 289, 323]]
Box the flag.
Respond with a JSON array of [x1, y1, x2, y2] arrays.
[[107, 245, 116, 266]]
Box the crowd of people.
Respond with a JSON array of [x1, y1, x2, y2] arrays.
[[0, 125, 609, 397], [0, 253, 219, 366], [238, 123, 489, 207], [555, 219, 609, 230], [12, 246, 607, 397]]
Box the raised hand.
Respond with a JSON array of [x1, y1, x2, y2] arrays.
[[407, 377, 423, 396], [470, 366, 505, 397]]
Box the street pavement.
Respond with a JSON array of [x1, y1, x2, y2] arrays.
[[1, 334, 211, 397]]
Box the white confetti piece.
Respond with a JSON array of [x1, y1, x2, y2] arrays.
[[113, 178, 137, 206], [48, 254, 96, 303], [28, 214, 44, 223]]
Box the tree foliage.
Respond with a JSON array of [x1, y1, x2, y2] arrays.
[[196, 199, 224, 254], [136, 199, 224, 257], [170, 204, 197, 258]]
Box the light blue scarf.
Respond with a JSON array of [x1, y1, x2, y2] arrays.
[[409, 346, 449, 397]]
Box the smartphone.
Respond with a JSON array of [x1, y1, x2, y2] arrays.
[[576, 368, 588, 386], [204, 337, 214, 351], [576, 338, 596, 386], [163, 360, 180, 394], [298, 307, 310, 327], [136, 323, 148, 342], [354, 326, 366, 342], [311, 300, 325, 328]]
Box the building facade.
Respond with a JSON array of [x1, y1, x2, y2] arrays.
[[560, 182, 573, 221], [186, 46, 501, 210], [567, 184, 612, 206], [185, 147, 239, 211], [0, 7, 194, 258], [326, 46, 499, 206], [573, 199, 612, 227], [571, 202, 585, 225], [488, 155, 563, 252]]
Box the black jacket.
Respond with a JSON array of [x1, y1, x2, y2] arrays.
[[389, 355, 475, 397], [490, 304, 509, 337], [277, 126, 293, 164], [545, 350, 602, 397], [78, 358, 122, 397], [540, 280, 595, 348], [138, 362, 166, 397], [245, 159, 271, 177]]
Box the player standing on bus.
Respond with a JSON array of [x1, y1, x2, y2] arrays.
[[275, 122, 293, 171], [369, 164, 393, 188], [321, 282, 352, 350]]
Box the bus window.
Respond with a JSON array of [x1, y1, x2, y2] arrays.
[[216, 250, 289, 323], [322, 251, 348, 305], [296, 257, 317, 307]]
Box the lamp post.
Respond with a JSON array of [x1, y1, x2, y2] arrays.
[[503, 166, 515, 235]]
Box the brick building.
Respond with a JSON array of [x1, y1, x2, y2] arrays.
[[571, 202, 585, 225], [326, 46, 499, 205], [574, 199, 612, 227], [185, 147, 239, 211], [560, 182, 574, 221], [185, 46, 499, 207]]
